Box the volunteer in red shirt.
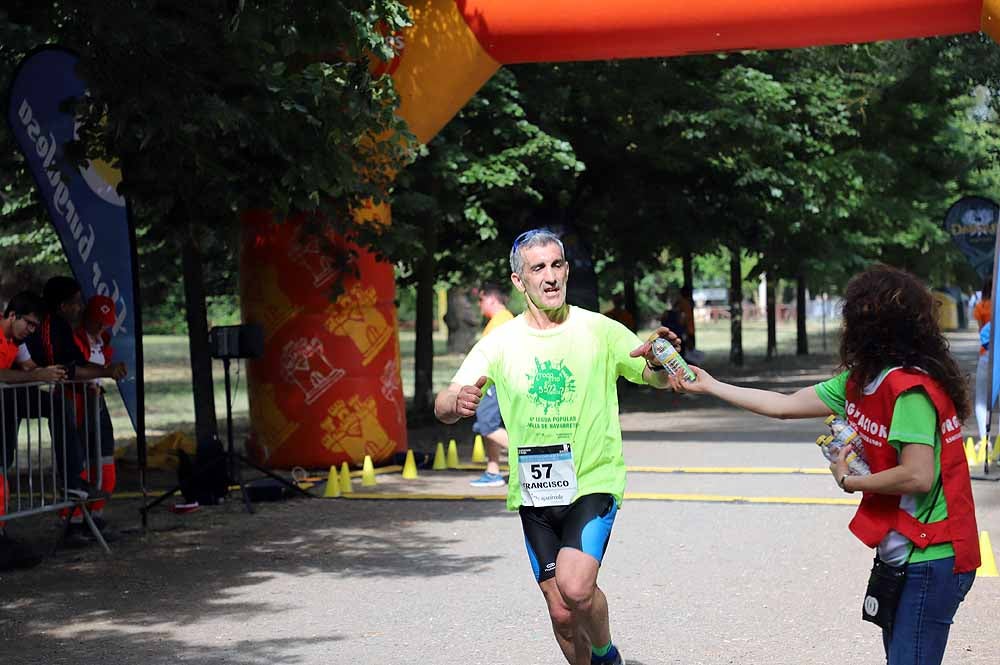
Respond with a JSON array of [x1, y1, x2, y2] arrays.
[[669, 265, 977, 665], [0, 292, 69, 570]]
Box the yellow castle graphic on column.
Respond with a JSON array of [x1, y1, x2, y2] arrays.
[[243, 266, 303, 341], [248, 383, 300, 459], [324, 283, 392, 365], [320, 395, 397, 462]]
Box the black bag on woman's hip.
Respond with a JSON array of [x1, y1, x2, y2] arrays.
[[862, 557, 907, 632]]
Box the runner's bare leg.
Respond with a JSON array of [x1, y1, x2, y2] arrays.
[[540, 577, 591, 664], [557, 547, 611, 664]]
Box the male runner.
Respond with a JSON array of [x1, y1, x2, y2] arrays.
[[435, 228, 676, 665]]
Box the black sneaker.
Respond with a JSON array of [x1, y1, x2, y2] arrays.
[[62, 523, 92, 549], [0, 531, 43, 570], [90, 516, 119, 543]]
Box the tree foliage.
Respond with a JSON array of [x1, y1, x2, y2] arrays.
[[2, 1, 414, 285]]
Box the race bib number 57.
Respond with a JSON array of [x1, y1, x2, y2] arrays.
[[517, 443, 577, 507]]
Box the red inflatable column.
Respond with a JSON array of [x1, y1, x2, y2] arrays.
[[240, 209, 407, 469]]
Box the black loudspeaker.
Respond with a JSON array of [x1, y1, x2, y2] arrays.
[[208, 324, 264, 359]]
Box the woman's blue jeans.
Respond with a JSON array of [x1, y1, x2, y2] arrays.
[[883, 556, 976, 665]]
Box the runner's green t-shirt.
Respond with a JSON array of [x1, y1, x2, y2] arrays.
[[815, 370, 953, 563], [452, 306, 647, 511]]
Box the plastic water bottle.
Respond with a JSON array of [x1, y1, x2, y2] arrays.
[[816, 415, 870, 475], [650, 337, 696, 382]]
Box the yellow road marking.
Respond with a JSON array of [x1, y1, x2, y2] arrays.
[[452, 464, 830, 475], [627, 466, 830, 475], [624, 492, 858, 505], [335, 492, 858, 506], [341, 492, 503, 501]]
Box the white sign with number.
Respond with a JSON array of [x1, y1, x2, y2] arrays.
[[517, 443, 577, 507]]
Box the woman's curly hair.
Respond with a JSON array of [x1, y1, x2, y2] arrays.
[[839, 265, 970, 421]]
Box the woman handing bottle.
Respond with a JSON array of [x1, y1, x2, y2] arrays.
[[660, 265, 979, 665]]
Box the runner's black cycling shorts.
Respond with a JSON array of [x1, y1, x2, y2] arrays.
[[519, 492, 618, 582]]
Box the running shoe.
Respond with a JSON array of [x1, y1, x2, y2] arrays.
[[89, 516, 120, 543], [62, 523, 93, 549], [592, 644, 624, 665], [469, 472, 506, 487]]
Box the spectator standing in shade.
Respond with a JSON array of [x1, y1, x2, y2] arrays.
[[469, 283, 514, 488], [68, 294, 127, 538], [0, 291, 71, 569], [973, 276, 993, 448]]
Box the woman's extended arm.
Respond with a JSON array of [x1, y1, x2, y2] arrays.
[[670, 366, 833, 420]]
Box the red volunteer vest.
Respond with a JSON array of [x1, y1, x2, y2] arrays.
[[73, 327, 113, 365], [68, 327, 114, 427], [845, 368, 980, 573]]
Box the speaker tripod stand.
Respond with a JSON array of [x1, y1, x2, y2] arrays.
[[141, 356, 312, 520], [216, 357, 314, 512]]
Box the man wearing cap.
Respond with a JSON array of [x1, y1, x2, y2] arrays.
[[434, 228, 679, 665], [71, 294, 127, 533]]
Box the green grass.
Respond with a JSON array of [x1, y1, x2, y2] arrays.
[[105, 318, 841, 442], [106, 335, 250, 441]]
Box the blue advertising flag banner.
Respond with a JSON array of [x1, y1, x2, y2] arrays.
[[944, 195, 999, 279], [991, 226, 1000, 410], [6, 47, 143, 434]]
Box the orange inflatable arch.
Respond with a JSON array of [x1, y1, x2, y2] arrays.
[[242, 0, 1000, 469]]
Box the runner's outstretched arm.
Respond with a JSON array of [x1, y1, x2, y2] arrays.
[[434, 376, 488, 424]]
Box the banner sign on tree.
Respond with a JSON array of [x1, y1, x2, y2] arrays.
[[6, 46, 144, 434], [944, 195, 999, 279]]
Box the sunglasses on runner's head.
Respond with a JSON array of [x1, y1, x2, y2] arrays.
[[512, 229, 546, 253]]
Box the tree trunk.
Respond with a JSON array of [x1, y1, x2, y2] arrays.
[[444, 288, 479, 353], [729, 245, 743, 366], [682, 249, 696, 348], [623, 260, 638, 331], [766, 273, 777, 360], [412, 221, 437, 414], [796, 271, 809, 356], [179, 214, 218, 449], [682, 250, 694, 293]]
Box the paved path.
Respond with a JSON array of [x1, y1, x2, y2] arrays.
[[1, 331, 998, 664]]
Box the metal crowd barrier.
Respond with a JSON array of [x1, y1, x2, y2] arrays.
[[0, 379, 110, 553]]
